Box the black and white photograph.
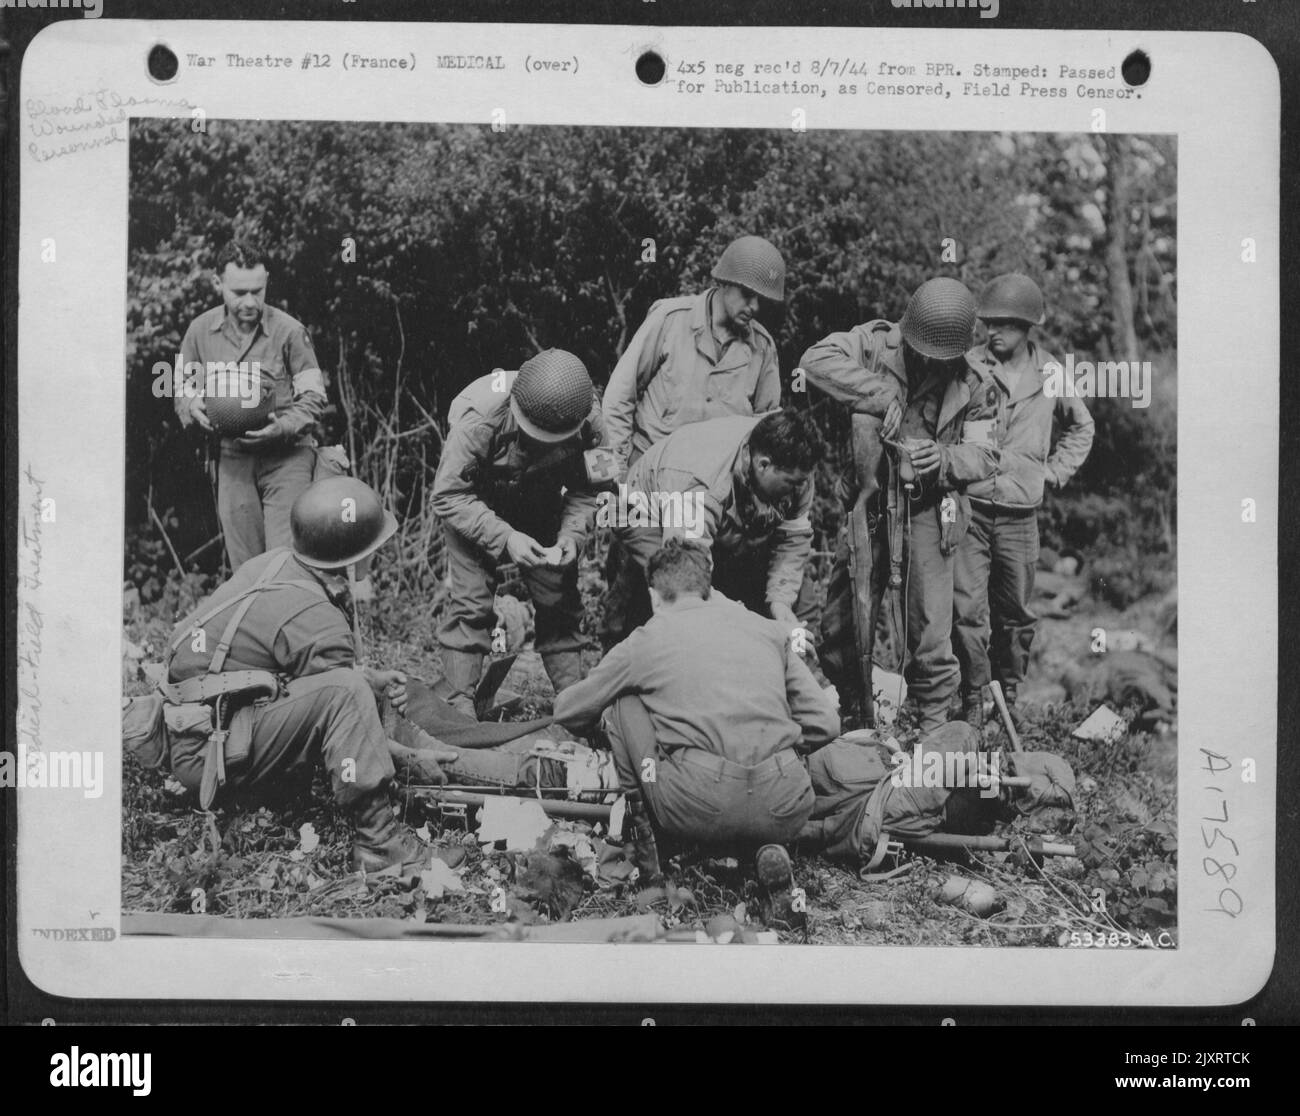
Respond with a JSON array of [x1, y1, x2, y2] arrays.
[[8, 18, 1278, 1014], [119, 118, 1179, 949]]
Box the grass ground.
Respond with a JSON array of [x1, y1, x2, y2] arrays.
[[122, 556, 1178, 947]]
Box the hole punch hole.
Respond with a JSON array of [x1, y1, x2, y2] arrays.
[[147, 43, 180, 84], [1121, 49, 1151, 88], [636, 51, 666, 87]]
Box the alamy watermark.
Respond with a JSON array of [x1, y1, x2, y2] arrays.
[[0, 744, 103, 798], [2, 0, 102, 17], [890, 745, 1003, 799], [595, 485, 707, 539], [1043, 354, 1152, 409], [152, 357, 265, 406]]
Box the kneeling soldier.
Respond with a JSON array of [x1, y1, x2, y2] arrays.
[[553, 540, 840, 883], [612, 409, 821, 640], [161, 476, 440, 874], [431, 349, 606, 716]]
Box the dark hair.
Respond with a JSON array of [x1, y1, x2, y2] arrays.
[[647, 539, 712, 604], [217, 239, 270, 272], [748, 409, 819, 474]]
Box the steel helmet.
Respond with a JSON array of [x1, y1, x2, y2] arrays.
[[900, 277, 978, 360], [202, 365, 277, 435], [978, 273, 1046, 325], [291, 476, 398, 569], [509, 349, 594, 443], [711, 235, 786, 302]]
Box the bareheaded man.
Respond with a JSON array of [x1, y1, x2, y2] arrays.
[[175, 238, 330, 571], [554, 539, 839, 885], [160, 477, 451, 874], [431, 349, 605, 716], [800, 278, 998, 733], [599, 234, 786, 649], [953, 274, 1094, 726], [612, 410, 822, 639]]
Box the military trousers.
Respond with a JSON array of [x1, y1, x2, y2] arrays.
[[902, 505, 963, 733], [218, 440, 317, 571], [168, 667, 394, 811], [604, 695, 814, 849], [437, 523, 585, 658], [952, 503, 1039, 695]]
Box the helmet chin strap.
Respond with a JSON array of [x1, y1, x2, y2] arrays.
[[346, 562, 366, 665]]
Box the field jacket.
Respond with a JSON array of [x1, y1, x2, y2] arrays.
[[602, 289, 781, 466], [799, 319, 999, 513], [622, 414, 813, 611], [961, 342, 1095, 510], [432, 370, 605, 557]]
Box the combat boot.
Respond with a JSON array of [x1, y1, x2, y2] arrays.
[[349, 789, 431, 875], [541, 650, 585, 697], [960, 687, 985, 729], [755, 843, 805, 930], [622, 791, 664, 887], [439, 648, 485, 719]]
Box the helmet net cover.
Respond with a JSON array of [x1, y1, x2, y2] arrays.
[[900, 277, 978, 360], [511, 349, 594, 437], [711, 235, 786, 302], [202, 367, 276, 435]]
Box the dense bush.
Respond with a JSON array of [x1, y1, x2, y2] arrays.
[[127, 123, 1175, 590]]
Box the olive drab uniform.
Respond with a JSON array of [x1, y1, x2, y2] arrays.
[[614, 413, 816, 627], [599, 289, 783, 649], [953, 341, 1094, 701], [554, 593, 839, 848], [602, 289, 782, 469], [177, 305, 330, 571], [161, 546, 394, 810], [432, 369, 605, 666], [800, 320, 998, 732]]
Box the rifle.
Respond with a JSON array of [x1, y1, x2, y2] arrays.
[[846, 413, 889, 724], [889, 833, 1074, 859], [407, 785, 613, 822]]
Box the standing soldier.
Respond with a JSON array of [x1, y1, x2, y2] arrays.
[[175, 238, 330, 571], [599, 235, 786, 648], [953, 274, 1094, 727], [800, 278, 998, 734], [432, 349, 605, 717]]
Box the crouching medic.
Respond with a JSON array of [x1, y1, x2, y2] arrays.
[[124, 476, 451, 875]]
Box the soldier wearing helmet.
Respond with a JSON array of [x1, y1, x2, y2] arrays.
[[800, 278, 999, 733], [953, 274, 1094, 728], [174, 238, 332, 572], [432, 349, 606, 715], [599, 235, 787, 648], [161, 476, 457, 875]]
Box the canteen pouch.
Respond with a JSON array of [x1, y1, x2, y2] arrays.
[[122, 694, 169, 769]]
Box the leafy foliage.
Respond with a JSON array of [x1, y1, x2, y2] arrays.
[[127, 122, 1175, 591]]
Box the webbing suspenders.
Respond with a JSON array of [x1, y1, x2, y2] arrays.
[[169, 549, 295, 664]]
